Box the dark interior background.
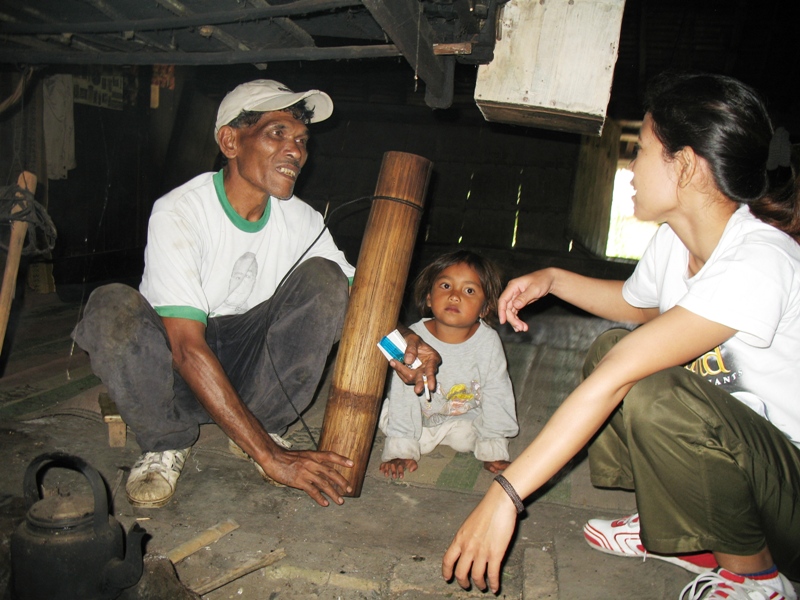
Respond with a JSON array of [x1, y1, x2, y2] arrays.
[[1, 0, 798, 319]]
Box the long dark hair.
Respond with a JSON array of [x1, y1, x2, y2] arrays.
[[413, 250, 504, 326], [644, 71, 799, 241]]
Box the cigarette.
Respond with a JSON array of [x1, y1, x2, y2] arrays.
[[422, 374, 431, 401]]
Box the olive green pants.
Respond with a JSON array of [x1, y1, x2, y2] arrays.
[[585, 329, 800, 579]]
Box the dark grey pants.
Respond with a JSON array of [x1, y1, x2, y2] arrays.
[[72, 258, 349, 453], [584, 328, 800, 578]]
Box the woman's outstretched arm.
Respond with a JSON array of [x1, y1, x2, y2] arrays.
[[499, 268, 659, 332], [442, 306, 735, 593]]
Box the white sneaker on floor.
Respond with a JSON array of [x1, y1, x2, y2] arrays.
[[583, 513, 718, 574], [126, 447, 191, 508], [680, 568, 798, 600]]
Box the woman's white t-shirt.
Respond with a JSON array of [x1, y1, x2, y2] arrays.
[[623, 205, 800, 447]]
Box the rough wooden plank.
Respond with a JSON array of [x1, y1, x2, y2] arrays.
[[475, 0, 625, 134]]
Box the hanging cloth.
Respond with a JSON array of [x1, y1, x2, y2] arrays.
[[43, 74, 76, 180]]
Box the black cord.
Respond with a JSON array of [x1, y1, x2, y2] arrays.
[[268, 193, 421, 449]]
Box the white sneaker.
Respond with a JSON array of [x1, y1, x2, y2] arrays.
[[126, 448, 191, 508], [680, 568, 798, 600], [583, 513, 718, 574]]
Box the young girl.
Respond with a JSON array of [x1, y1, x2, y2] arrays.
[[442, 72, 800, 600], [379, 250, 519, 480]]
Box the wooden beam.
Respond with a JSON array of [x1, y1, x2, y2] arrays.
[[81, 0, 174, 52], [0, 44, 402, 65], [155, 0, 252, 52], [433, 42, 473, 56], [362, 0, 453, 108], [0, 0, 362, 35], [250, 0, 315, 47]]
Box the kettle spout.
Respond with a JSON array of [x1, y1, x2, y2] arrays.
[[102, 523, 146, 594]]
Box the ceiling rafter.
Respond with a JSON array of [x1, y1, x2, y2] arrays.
[[362, 0, 453, 108], [154, 0, 252, 52], [0, 43, 402, 66], [80, 0, 174, 52], [0, 0, 362, 35], [1, 0, 148, 55], [248, 0, 315, 48]]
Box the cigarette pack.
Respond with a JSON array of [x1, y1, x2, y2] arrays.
[[377, 329, 422, 369]]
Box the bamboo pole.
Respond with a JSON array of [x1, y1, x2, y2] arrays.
[[0, 172, 36, 356], [318, 151, 432, 496]]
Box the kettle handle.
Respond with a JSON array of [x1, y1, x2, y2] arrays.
[[23, 452, 111, 535]]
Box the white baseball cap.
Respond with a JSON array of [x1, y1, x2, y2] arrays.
[[214, 79, 333, 134]]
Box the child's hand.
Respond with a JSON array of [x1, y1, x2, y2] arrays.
[[483, 460, 511, 474], [380, 458, 418, 479]]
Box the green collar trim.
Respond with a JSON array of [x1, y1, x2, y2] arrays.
[[213, 170, 270, 233]]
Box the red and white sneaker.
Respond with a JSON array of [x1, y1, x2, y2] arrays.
[[679, 568, 798, 600], [583, 513, 718, 574]]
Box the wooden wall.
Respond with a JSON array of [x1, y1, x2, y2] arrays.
[[568, 118, 621, 256], [298, 100, 581, 266], [1, 61, 629, 296]]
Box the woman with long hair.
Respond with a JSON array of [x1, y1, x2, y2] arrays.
[[442, 72, 800, 599]]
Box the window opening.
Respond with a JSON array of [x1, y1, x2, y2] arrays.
[[606, 168, 659, 260]]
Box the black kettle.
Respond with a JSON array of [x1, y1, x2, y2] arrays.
[[10, 452, 146, 600]]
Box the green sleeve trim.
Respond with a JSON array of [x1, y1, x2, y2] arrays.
[[154, 305, 208, 325], [212, 170, 271, 232], [348, 276, 354, 287]]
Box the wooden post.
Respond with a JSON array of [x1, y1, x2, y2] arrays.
[[99, 392, 127, 447], [318, 151, 432, 496], [0, 172, 36, 356]]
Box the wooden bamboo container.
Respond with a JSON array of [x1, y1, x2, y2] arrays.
[[318, 151, 432, 496]]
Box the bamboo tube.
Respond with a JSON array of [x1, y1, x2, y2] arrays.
[[318, 151, 432, 496], [0, 172, 36, 355]]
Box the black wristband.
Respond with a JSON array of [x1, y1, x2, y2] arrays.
[[494, 474, 525, 514]]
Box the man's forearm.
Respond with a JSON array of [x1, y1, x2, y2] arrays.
[[175, 341, 276, 463], [163, 316, 276, 463]]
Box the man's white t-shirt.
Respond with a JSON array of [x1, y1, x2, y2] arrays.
[[140, 171, 354, 324], [623, 205, 800, 448]]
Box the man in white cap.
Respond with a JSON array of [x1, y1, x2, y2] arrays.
[[72, 80, 379, 508]]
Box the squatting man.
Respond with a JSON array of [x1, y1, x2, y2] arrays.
[[73, 79, 439, 508]]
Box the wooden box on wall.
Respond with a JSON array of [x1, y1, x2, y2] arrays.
[[474, 0, 625, 136]]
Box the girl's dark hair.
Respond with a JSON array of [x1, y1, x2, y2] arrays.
[[413, 250, 504, 326], [644, 71, 799, 241]]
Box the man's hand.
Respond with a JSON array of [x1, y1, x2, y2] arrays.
[[391, 326, 441, 396], [380, 458, 418, 479], [256, 446, 354, 507]]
